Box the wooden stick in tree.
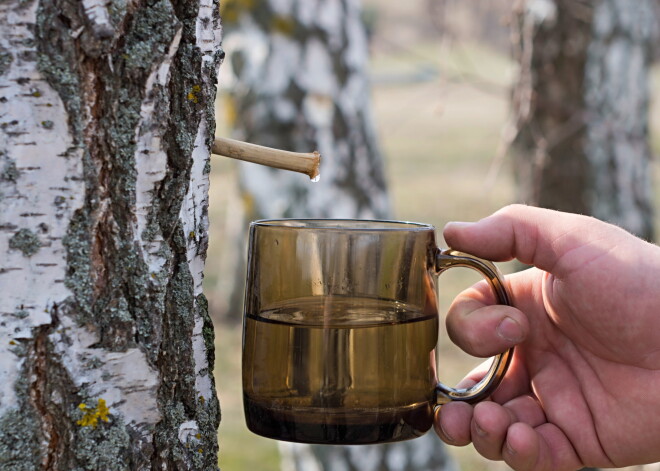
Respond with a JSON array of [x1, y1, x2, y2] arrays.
[[212, 137, 321, 180]]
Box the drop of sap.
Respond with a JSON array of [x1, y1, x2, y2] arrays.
[[311, 174, 321, 183]]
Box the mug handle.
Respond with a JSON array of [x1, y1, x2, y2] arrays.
[[434, 249, 514, 405]]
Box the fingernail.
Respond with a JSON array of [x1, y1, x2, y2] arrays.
[[497, 316, 523, 343]]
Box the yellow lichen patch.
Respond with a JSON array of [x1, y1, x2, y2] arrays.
[[77, 398, 111, 428], [187, 85, 202, 103]]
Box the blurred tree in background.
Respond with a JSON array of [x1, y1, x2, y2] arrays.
[[510, 0, 658, 240], [221, 0, 389, 220], [219, 1, 456, 470]]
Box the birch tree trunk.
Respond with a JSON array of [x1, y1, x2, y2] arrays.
[[510, 0, 656, 240], [221, 1, 456, 470], [0, 0, 223, 469]]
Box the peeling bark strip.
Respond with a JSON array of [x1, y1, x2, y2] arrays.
[[511, 0, 656, 240], [0, 0, 223, 468]]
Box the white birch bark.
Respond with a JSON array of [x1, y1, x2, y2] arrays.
[[0, 0, 223, 468]]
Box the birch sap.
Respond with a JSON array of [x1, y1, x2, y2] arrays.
[[242, 296, 439, 444]]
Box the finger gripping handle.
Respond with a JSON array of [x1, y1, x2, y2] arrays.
[[434, 249, 514, 405]]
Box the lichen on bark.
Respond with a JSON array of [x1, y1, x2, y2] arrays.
[[1, 160, 19, 182], [8, 228, 41, 257], [0, 356, 43, 471]]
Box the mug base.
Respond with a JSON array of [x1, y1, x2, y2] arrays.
[[243, 395, 433, 445]]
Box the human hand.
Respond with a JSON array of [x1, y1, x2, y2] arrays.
[[434, 205, 660, 470]]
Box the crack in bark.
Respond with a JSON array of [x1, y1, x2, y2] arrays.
[[29, 308, 61, 470]]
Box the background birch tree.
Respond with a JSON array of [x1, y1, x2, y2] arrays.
[[221, 0, 389, 221], [220, 0, 456, 470], [510, 0, 657, 240], [0, 0, 223, 468]]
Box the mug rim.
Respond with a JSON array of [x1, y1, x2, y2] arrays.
[[251, 218, 434, 232]]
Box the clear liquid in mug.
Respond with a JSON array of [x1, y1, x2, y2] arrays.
[[242, 296, 438, 444]]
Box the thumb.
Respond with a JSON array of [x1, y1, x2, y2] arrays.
[[443, 204, 630, 277]]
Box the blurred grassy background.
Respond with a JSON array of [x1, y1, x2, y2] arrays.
[[207, 1, 660, 469]]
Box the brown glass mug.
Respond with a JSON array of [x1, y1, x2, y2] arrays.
[[242, 219, 512, 445]]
